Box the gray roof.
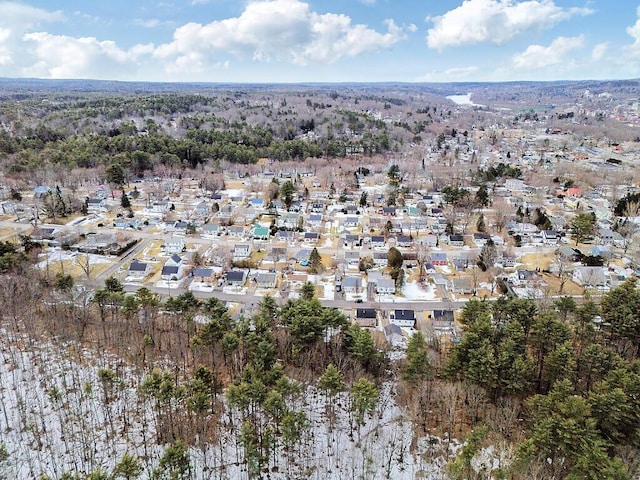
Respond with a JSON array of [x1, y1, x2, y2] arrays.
[[161, 265, 179, 276]]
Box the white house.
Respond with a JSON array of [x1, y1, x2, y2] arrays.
[[573, 266, 608, 288], [389, 309, 416, 328], [376, 278, 396, 295], [257, 272, 278, 289], [233, 244, 252, 260], [342, 276, 362, 295], [128, 260, 149, 278], [165, 238, 185, 254]]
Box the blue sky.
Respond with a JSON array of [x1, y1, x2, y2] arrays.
[[0, 0, 638, 82]]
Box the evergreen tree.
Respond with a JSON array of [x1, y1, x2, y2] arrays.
[[121, 191, 131, 209]]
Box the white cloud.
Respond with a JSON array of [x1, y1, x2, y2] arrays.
[[512, 35, 584, 69], [0, 0, 410, 80], [625, 5, 640, 57], [154, 0, 412, 70], [591, 42, 608, 61], [0, 2, 64, 29], [426, 0, 593, 49], [22, 32, 153, 79]]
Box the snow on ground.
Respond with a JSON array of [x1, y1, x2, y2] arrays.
[[37, 250, 112, 270], [402, 281, 437, 300], [188, 281, 214, 292], [0, 329, 463, 479], [221, 285, 248, 295]]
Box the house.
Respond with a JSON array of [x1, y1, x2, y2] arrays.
[[233, 244, 252, 260], [86, 198, 107, 213], [203, 224, 222, 237], [171, 220, 189, 234], [419, 235, 438, 248], [275, 230, 296, 243], [287, 273, 308, 289], [195, 201, 210, 217], [557, 246, 581, 262], [165, 253, 183, 267], [382, 207, 396, 216], [310, 202, 325, 213], [355, 308, 377, 328], [303, 232, 320, 243], [373, 251, 389, 267], [344, 234, 361, 247], [343, 276, 362, 295], [249, 198, 265, 209], [252, 224, 270, 241], [396, 235, 412, 248], [265, 246, 287, 263], [451, 277, 474, 294], [472, 232, 491, 247], [161, 265, 181, 281], [165, 238, 185, 254], [227, 225, 246, 238], [389, 309, 416, 328], [256, 272, 278, 289], [598, 229, 623, 246], [498, 254, 517, 268], [193, 267, 214, 281], [226, 270, 248, 287], [344, 216, 359, 228], [376, 278, 396, 295], [432, 309, 455, 330], [345, 251, 361, 267], [151, 201, 169, 213], [128, 260, 149, 278], [429, 252, 448, 266], [573, 266, 608, 288], [370, 235, 386, 248], [448, 234, 465, 247], [542, 230, 559, 244], [278, 212, 301, 229], [307, 214, 323, 226]]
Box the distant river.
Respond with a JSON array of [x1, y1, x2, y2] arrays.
[[446, 93, 484, 107]]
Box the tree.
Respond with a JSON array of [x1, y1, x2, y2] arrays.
[[387, 164, 400, 186], [112, 453, 143, 479], [476, 213, 486, 232], [106, 162, 126, 193], [308, 247, 322, 274], [153, 440, 191, 480], [517, 380, 628, 480], [477, 239, 497, 271], [359, 191, 368, 207], [54, 272, 74, 292], [600, 278, 640, 357], [121, 191, 131, 209], [475, 184, 490, 207], [570, 212, 596, 245], [351, 377, 378, 427], [402, 332, 433, 385], [280, 180, 296, 208], [387, 247, 403, 269]]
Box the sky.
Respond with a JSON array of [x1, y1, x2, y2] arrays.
[[0, 0, 638, 83]]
